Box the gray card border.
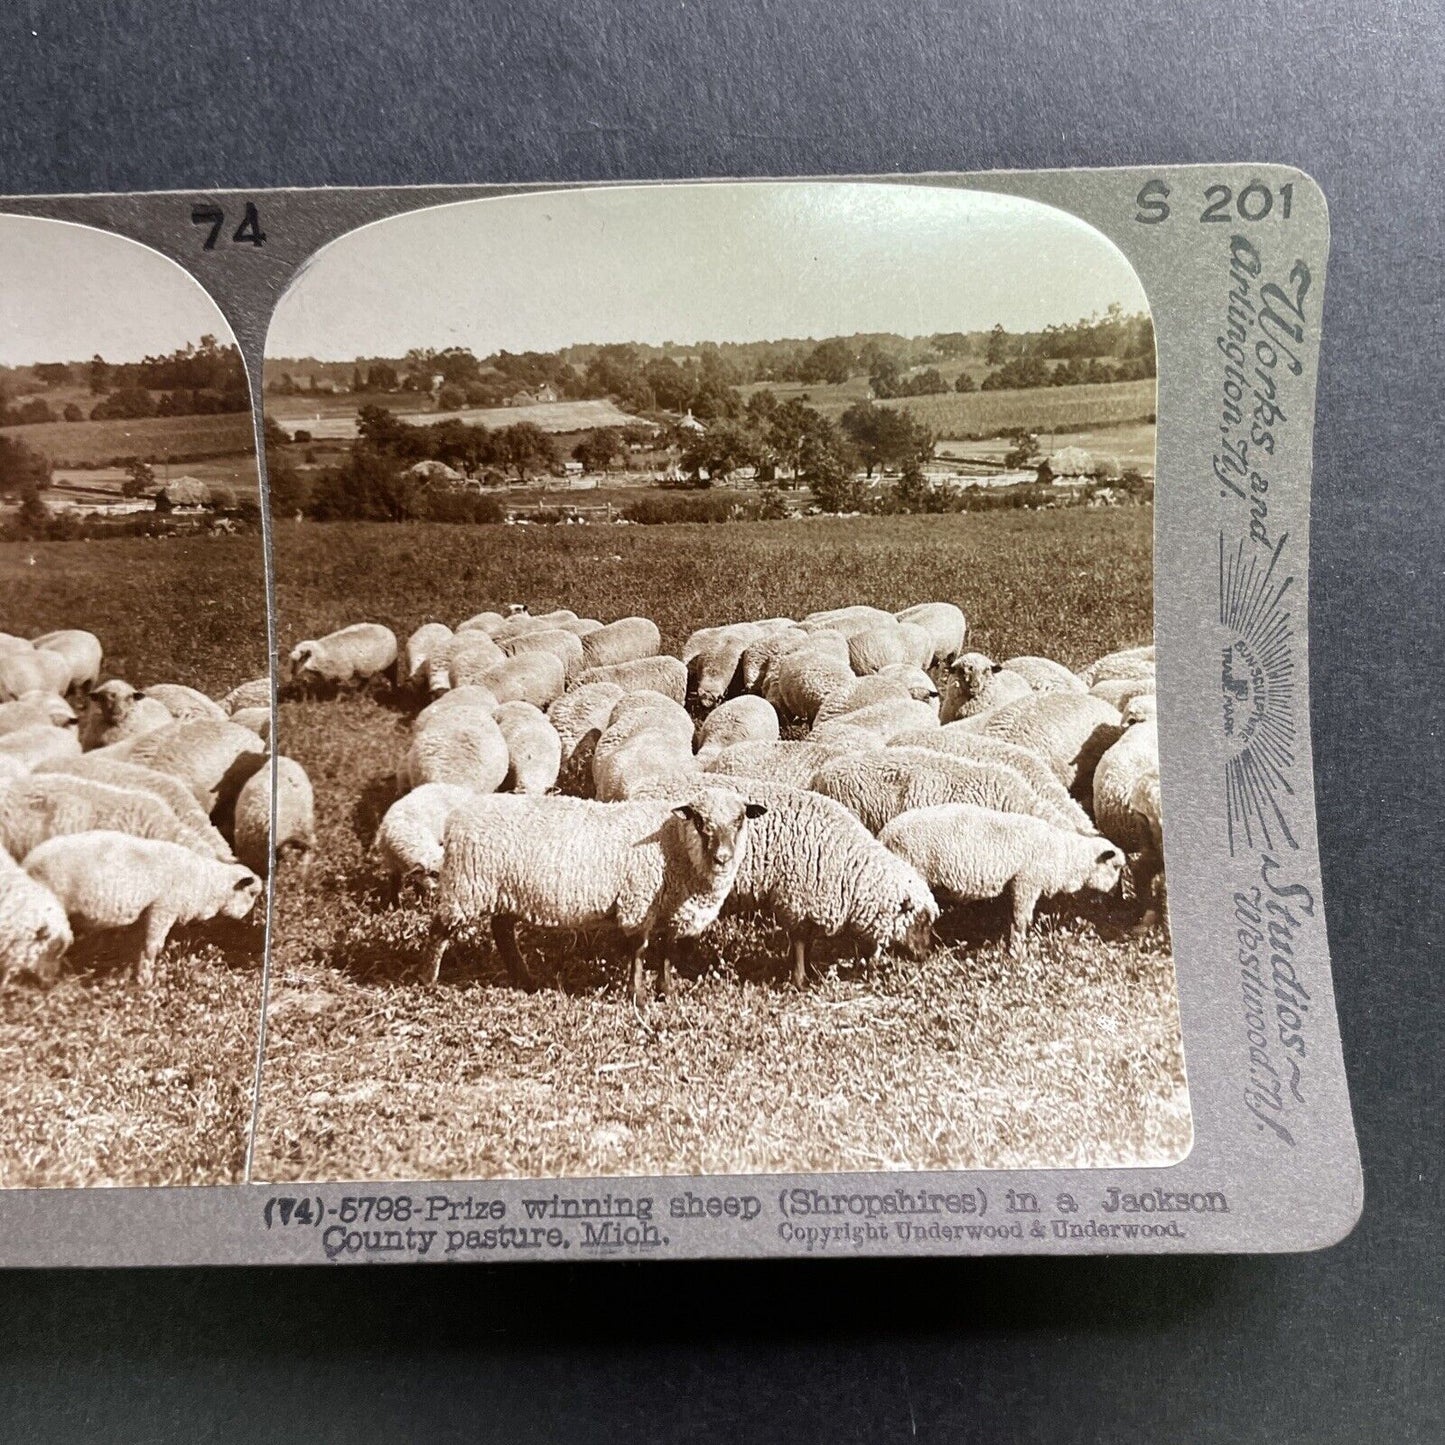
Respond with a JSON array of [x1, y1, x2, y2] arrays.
[[0, 166, 1361, 1264]]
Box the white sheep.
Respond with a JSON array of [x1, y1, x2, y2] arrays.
[[1091, 675, 1156, 710], [0, 644, 71, 701], [1128, 771, 1167, 929], [764, 642, 854, 722], [737, 626, 810, 693], [37, 755, 235, 861], [427, 786, 765, 1001], [233, 756, 316, 876], [847, 621, 933, 675], [802, 605, 896, 632], [1000, 655, 1086, 694], [573, 655, 688, 704], [894, 602, 967, 666], [428, 630, 506, 694], [939, 653, 1034, 723], [688, 624, 763, 710], [289, 623, 398, 692], [1080, 644, 1155, 688], [811, 698, 940, 746], [0, 692, 76, 737], [228, 707, 271, 741], [810, 748, 1070, 835], [814, 673, 938, 727], [695, 695, 780, 765], [143, 683, 229, 723], [800, 720, 887, 752], [0, 724, 82, 771], [880, 804, 1125, 951], [399, 708, 510, 794], [414, 684, 501, 730], [888, 726, 1097, 835], [471, 652, 566, 710], [501, 627, 584, 680], [0, 846, 71, 985], [31, 630, 103, 693], [0, 774, 214, 862], [1092, 718, 1160, 853], [404, 622, 454, 691], [0, 756, 29, 788], [717, 779, 938, 986], [456, 610, 506, 636], [1121, 694, 1157, 725], [493, 701, 563, 794], [24, 831, 262, 984], [373, 782, 485, 901], [970, 693, 1124, 797], [99, 718, 267, 814], [579, 616, 661, 671], [493, 608, 578, 644], [81, 680, 174, 749], [706, 739, 861, 789], [547, 681, 624, 762], [220, 677, 271, 714], [592, 695, 697, 803]]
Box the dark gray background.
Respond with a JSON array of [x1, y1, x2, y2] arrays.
[[0, 0, 1439, 1438]]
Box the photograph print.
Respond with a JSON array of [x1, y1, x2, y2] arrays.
[[251, 181, 1188, 1183], [0, 216, 272, 1187]]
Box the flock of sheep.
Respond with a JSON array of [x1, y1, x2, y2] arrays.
[[287, 599, 1163, 1007], [0, 629, 298, 986]]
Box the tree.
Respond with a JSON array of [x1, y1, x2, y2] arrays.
[[352, 367, 365, 393], [0, 434, 51, 496], [985, 323, 1008, 365], [839, 401, 934, 476], [572, 427, 622, 474], [62, 402, 84, 422], [799, 337, 854, 386], [88, 354, 111, 394], [496, 422, 559, 482], [121, 459, 156, 498], [680, 419, 761, 487], [16, 482, 51, 533], [33, 363, 71, 386], [803, 426, 867, 513], [953, 371, 977, 394], [436, 382, 467, 412]]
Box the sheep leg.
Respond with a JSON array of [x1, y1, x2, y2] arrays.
[[135, 906, 175, 987], [628, 937, 652, 1008], [1007, 882, 1041, 955], [790, 934, 809, 990], [491, 914, 536, 992], [658, 943, 677, 1001]]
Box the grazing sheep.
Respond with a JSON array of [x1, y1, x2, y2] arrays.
[[971, 693, 1124, 797], [573, 655, 688, 705], [802, 720, 888, 752], [1091, 675, 1156, 710], [764, 643, 855, 723], [814, 674, 938, 727], [848, 621, 933, 676], [289, 623, 398, 692], [221, 677, 271, 715], [880, 804, 1125, 951], [592, 694, 697, 803], [233, 757, 316, 876], [428, 630, 506, 694], [812, 698, 940, 746], [738, 626, 810, 693], [228, 707, 271, 740], [143, 683, 229, 723], [810, 748, 1069, 835], [1000, 656, 1086, 694], [0, 724, 82, 771], [0, 774, 213, 862], [456, 610, 506, 635], [81, 680, 174, 749], [31, 630, 103, 693], [802, 605, 896, 632], [0, 693, 76, 737], [695, 695, 780, 765], [472, 653, 566, 710], [707, 739, 860, 789], [100, 718, 268, 814], [580, 616, 662, 672], [0, 756, 29, 788], [36, 755, 235, 861], [718, 779, 938, 986], [0, 643, 73, 700], [399, 708, 510, 794], [1080, 645, 1155, 688], [688, 624, 763, 710], [894, 603, 967, 666], [1128, 771, 1167, 929], [493, 701, 562, 794], [501, 627, 584, 680], [492, 609, 578, 644], [24, 831, 262, 984], [0, 846, 71, 985], [889, 727, 1097, 835], [547, 682, 624, 761], [404, 622, 454, 691], [1092, 718, 1160, 854], [372, 782, 483, 901], [1121, 694, 1157, 725], [878, 664, 944, 705], [427, 786, 766, 1001], [414, 684, 500, 730], [939, 654, 1033, 723]]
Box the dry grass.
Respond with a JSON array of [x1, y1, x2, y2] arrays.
[[0, 536, 269, 1187], [880, 379, 1156, 439], [253, 511, 1188, 1182], [5, 412, 255, 468]]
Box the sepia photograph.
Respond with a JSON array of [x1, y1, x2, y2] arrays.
[[251, 181, 1189, 1182], [0, 216, 271, 1186]]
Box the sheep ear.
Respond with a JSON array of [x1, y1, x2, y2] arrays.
[[672, 803, 700, 826], [1097, 847, 1119, 864], [233, 875, 256, 891], [132, 690, 146, 700], [744, 802, 767, 820], [991, 663, 1004, 674]]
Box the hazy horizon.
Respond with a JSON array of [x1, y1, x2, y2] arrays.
[[267, 182, 1149, 362], [0, 215, 234, 369]]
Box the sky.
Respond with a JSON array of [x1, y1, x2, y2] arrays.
[[0, 215, 231, 368], [267, 182, 1149, 361]]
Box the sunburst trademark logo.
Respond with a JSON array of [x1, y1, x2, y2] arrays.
[[1219, 533, 1298, 854]]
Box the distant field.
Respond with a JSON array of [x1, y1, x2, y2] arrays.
[[2, 411, 254, 467], [46, 455, 261, 510], [271, 397, 649, 440], [253, 511, 1186, 1183], [0, 534, 270, 1186], [878, 379, 1156, 439], [938, 420, 1158, 472]]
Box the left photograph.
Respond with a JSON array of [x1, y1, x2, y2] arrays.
[[0, 216, 272, 1186]]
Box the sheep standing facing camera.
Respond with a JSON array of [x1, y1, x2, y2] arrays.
[[427, 787, 766, 1002], [880, 804, 1125, 952], [939, 653, 1034, 723], [82, 680, 174, 748]]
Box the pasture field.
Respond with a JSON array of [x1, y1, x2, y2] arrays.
[[937, 421, 1158, 472], [2, 411, 255, 468], [881, 379, 1156, 439], [0, 535, 270, 1187], [253, 511, 1188, 1183], [270, 397, 649, 441]]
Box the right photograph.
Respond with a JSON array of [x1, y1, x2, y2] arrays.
[[252, 181, 1187, 1183]]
